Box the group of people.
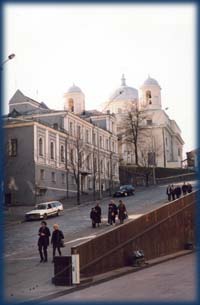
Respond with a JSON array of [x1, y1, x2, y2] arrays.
[[90, 199, 128, 227], [38, 221, 64, 263], [166, 182, 193, 201]]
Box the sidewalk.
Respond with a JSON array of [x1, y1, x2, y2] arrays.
[[10, 249, 194, 304]]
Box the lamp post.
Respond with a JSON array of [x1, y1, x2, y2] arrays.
[[1, 53, 15, 70]]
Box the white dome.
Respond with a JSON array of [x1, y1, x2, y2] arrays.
[[109, 74, 138, 101], [67, 83, 82, 93], [143, 76, 160, 87]]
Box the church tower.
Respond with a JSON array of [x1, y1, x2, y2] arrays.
[[64, 83, 85, 114], [139, 76, 162, 110]]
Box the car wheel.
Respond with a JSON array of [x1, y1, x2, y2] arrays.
[[43, 214, 48, 220]]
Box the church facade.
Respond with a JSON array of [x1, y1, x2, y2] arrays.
[[4, 87, 119, 205], [102, 75, 184, 168]]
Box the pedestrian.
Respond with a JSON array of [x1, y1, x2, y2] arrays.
[[187, 183, 193, 193], [182, 182, 188, 195], [108, 200, 118, 225], [118, 200, 127, 224], [90, 207, 98, 228], [51, 224, 64, 262], [175, 185, 182, 199], [95, 202, 102, 227], [166, 184, 172, 201], [38, 221, 51, 263], [171, 184, 176, 200]]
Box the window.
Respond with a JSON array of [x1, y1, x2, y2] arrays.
[[50, 142, 54, 159], [146, 90, 152, 104], [100, 160, 104, 173], [106, 139, 109, 150], [61, 173, 65, 184], [77, 125, 81, 139], [148, 152, 156, 166], [94, 157, 97, 171], [39, 138, 43, 156], [146, 120, 152, 126], [107, 161, 110, 176], [86, 155, 90, 169], [178, 148, 181, 157], [69, 122, 73, 135], [68, 98, 74, 112], [100, 136, 102, 148], [118, 108, 122, 114], [40, 169, 45, 180], [93, 133, 96, 145], [86, 130, 89, 143], [9, 139, 18, 157], [60, 145, 64, 162], [51, 172, 56, 182], [112, 141, 115, 152], [53, 123, 58, 130], [70, 149, 74, 163]]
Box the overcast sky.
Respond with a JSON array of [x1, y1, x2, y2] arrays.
[[3, 3, 196, 156]]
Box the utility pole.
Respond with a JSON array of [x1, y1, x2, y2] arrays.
[[162, 126, 166, 168], [65, 138, 69, 198], [97, 125, 102, 200]]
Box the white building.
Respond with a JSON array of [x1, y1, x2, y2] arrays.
[[102, 75, 184, 168]]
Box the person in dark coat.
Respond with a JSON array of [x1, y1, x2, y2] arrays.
[[118, 200, 127, 224], [182, 182, 188, 195], [170, 184, 176, 200], [51, 224, 64, 262], [90, 208, 98, 228], [38, 221, 51, 263], [108, 200, 118, 225], [166, 185, 172, 201], [175, 185, 182, 199], [187, 183, 193, 193], [95, 202, 102, 227]]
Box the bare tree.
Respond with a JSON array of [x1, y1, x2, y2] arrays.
[[120, 106, 147, 166]]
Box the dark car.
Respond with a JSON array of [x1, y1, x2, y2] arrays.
[[113, 185, 135, 197]]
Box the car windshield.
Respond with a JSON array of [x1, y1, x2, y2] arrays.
[[120, 186, 127, 190], [35, 204, 47, 210]]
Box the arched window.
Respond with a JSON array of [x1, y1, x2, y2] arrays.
[[70, 149, 74, 163], [50, 142, 54, 159], [68, 98, 74, 112], [60, 145, 64, 162], [39, 138, 43, 156], [146, 90, 152, 104]]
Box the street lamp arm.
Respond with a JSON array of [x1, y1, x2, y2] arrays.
[[1, 53, 15, 69]]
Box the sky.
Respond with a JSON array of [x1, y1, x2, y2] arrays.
[[3, 3, 196, 157]]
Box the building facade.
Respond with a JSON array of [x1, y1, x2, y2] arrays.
[[4, 88, 119, 205], [102, 75, 184, 168]]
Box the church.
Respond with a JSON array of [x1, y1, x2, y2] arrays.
[[102, 75, 184, 168]]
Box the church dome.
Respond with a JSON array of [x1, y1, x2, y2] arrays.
[[67, 83, 82, 93], [143, 76, 160, 87], [109, 74, 138, 101]]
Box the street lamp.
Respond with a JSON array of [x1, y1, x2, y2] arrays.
[[1, 53, 15, 69]]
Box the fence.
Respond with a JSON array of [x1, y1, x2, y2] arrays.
[[71, 191, 197, 277]]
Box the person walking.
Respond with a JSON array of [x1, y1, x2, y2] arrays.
[[182, 182, 188, 195], [38, 221, 51, 263], [171, 184, 176, 200], [95, 202, 102, 227], [118, 200, 127, 224], [108, 200, 118, 225], [175, 185, 182, 199], [166, 185, 172, 201], [90, 207, 98, 228], [51, 224, 64, 262], [187, 183, 193, 193]]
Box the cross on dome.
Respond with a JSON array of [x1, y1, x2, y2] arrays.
[[121, 74, 126, 86]]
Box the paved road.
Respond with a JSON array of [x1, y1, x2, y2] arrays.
[[49, 253, 196, 302], [4, 181, 198, 301]]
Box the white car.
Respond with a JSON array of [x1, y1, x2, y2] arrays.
[[25, 201, 63, 221]]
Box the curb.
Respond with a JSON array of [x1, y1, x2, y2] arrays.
[[25, 249, 195, 303]]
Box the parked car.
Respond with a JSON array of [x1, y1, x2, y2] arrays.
[[113, 185, 135, 197], [25, 201, 63, 221]]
